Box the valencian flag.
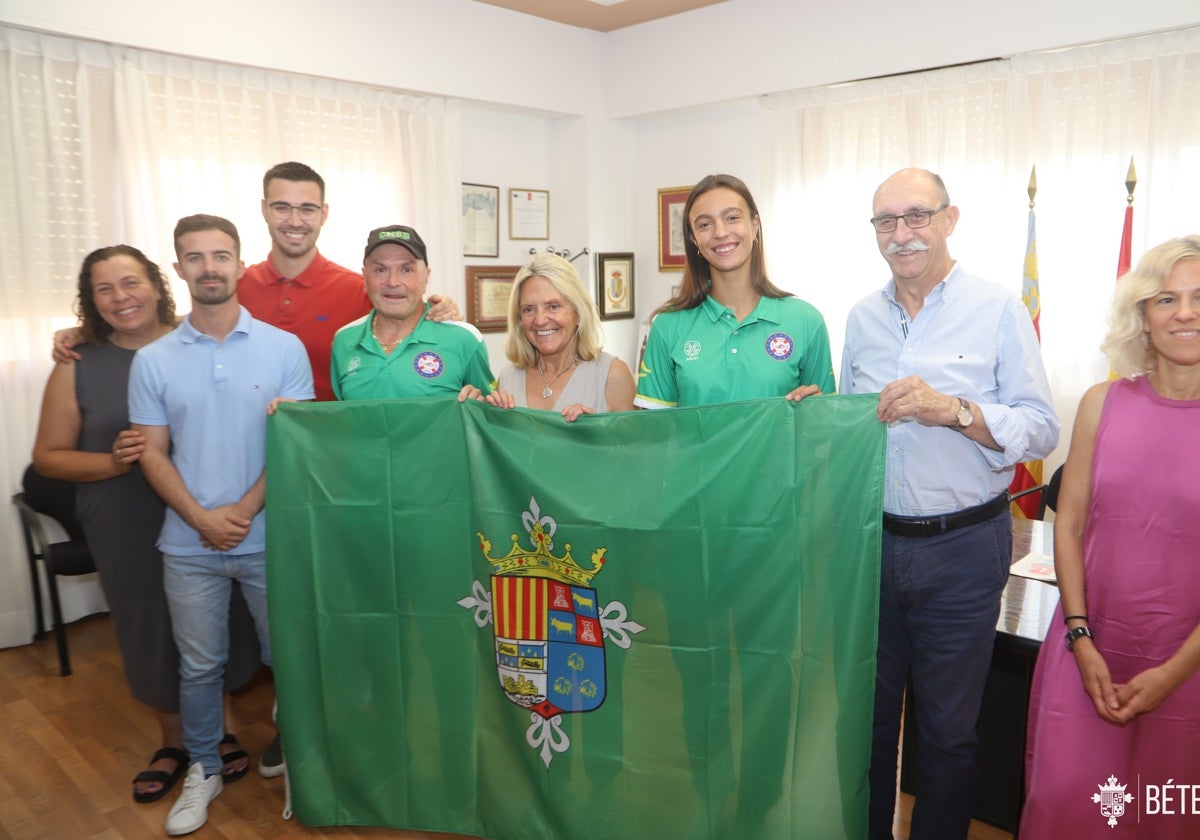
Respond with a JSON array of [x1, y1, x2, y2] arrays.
[[266, 396, 884, 840], [1009, 174, 1044, 519]]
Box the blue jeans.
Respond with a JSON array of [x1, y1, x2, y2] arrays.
[[868, 513, 1011, 840], [163, 551, 270, 776]]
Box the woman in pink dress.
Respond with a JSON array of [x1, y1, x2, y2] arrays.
[[1021, 236, 1200, 837]]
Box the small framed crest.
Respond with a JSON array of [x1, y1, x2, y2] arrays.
[[596, 252, 635, 320]]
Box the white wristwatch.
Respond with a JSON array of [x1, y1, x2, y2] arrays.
[[955, 398, 974, 428]]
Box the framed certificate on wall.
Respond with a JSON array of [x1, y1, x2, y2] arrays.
[[466, 265, 519, 332], [509, 188, 549, 240], [461, 183, 499, 257]]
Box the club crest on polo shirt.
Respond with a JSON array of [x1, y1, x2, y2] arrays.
[[414, 351, 445, 378], [683, 340, 701, 360], [766, 332, 794, 361]]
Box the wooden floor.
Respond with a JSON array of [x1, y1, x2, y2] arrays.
[[0, 615, 1012, 840]]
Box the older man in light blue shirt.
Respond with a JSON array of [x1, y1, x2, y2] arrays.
[[840, 169, 1059, 840]]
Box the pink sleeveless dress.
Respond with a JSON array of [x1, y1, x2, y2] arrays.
[[1021, 376, 1200, 836]]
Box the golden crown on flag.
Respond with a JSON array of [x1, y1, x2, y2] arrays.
[[477, 521, 606, 586]]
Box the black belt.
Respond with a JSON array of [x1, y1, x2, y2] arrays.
[[882, 493, 1010, 538]]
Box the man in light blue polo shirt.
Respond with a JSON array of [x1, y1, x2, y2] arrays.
[[330, 224, 495, 401], [129, 214, 313, 836]]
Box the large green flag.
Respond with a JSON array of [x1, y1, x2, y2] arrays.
[[266, 395, 884, 839]]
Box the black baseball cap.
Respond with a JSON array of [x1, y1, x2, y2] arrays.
[[363, 225, 428, 265]]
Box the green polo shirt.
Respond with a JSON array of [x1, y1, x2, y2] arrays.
[[635, 295, 835, 408], [331, 308, 496, 401]]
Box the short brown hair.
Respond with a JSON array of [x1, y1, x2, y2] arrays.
[[173, 214, 241, 259], [263, 161, 325, 202]]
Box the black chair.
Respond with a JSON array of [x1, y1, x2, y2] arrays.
[[1036, 464, 1064, 519], [13, 464, 96, 676], [1009, 463, 1065, 521]]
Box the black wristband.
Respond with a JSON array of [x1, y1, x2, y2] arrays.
[[1062, 614, 1089, 625]]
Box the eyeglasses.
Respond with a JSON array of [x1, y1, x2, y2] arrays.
[[267, 202, 323, 221], [869, 205, 948, 234]]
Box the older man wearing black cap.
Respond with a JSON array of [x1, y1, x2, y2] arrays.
[[329, 225, 496, 401]]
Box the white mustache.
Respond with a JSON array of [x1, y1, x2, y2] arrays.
[[886, 240, 929, 255]]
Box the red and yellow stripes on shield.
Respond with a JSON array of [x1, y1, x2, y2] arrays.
[[492, 576, 548, 640]]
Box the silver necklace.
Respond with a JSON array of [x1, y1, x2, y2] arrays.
[[537, 356, 580, 399]]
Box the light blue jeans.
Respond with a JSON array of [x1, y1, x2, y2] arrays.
[[163, 551, 270, 776]]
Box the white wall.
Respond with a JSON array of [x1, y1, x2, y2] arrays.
[[8, 0, 1200, 120], [0, 0, 604, 116], [604, 0, 1200, 118]]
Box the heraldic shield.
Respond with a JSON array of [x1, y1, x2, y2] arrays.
[[492, 576, 606, 718]]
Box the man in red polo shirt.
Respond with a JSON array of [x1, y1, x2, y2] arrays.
[[239, 161, 460, 401]]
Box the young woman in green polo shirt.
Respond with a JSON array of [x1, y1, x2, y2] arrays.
[[634, 174, 835, 409]]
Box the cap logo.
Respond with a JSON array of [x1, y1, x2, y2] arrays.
[[379, 230, 412, 241]]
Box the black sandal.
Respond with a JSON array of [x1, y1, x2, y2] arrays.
[[132, 746, 188, 804], [220, 732, 250, 783]]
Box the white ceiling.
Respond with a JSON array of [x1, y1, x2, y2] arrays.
[[471, 0, 728, 32]]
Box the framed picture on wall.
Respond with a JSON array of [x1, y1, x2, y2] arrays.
[[596, 252, 635, 320], [461, 183, 499, 257], [466, 265, 519, 332], [657, 186, 691, 271], [509, 188, 549, 240]]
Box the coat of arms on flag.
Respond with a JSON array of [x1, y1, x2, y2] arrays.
[[457, 496, 644, 767]]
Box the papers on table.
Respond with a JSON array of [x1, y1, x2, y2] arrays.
[[1010, 551, 1056, 583]]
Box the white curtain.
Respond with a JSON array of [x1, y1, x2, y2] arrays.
[[0, 24, 460, 649], [761, 26, 1200, 471]]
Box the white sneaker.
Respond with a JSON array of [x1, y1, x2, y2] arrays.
[[165, 762, 222, 836]]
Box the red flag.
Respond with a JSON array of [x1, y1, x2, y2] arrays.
[[1009, 207, 1043, 518], [1117, 204, 1133, 280], [1110, 175, 1135, 382]]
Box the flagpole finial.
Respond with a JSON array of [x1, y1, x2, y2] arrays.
[[1027, 165, 1037, 208], [1125, 156, 1137, 205]]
